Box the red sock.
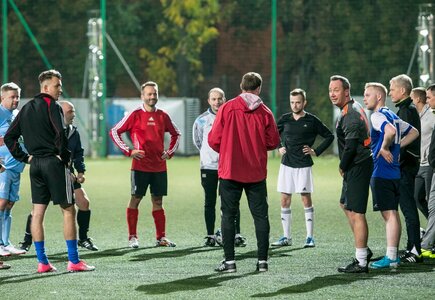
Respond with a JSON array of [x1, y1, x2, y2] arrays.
[[152, 209, 166, 240], [127, 208, 139, 238]]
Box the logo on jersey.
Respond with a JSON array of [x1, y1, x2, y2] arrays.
[[147, 116, 155, 126]]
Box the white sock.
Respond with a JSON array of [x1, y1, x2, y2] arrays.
[[386, 247, 397, 260], [225, 260, 235, 264], [304, 206, 314, 238], [281, 208, 291, 239], [410, 246, 419, 256], [355, 247, 368, 266], [235, 233, 241, 239]]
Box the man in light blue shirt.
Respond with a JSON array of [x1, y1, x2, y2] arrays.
[[0, 82, 26, 257]]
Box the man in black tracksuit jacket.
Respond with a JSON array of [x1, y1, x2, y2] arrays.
[[4, 69, 94, 273]]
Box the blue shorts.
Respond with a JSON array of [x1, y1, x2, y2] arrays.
[[0, 169, 22, 202]]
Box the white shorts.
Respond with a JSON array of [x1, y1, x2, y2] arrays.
[[277, 164, 313, 194]]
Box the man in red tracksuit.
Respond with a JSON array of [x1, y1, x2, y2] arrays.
[[110, 81, 181, 248], [209, 72, 280, 273]]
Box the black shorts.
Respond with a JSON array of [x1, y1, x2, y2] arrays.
[[370, 177, 400, 211], [131, 170, 167, 197], [30, 156, 74, 205], [339, 157, 373, 214]]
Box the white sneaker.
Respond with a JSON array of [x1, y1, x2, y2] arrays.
[[0, 245, 11, 257], [4, 244, 26, 255], [128, 236, 139, 248]]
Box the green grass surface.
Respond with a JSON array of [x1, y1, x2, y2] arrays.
[[2, 155, 433, 299]]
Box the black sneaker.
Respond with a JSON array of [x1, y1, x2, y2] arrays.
[[256, 261, 268, 272], [399, 250, 423, 263], [204, 236, 216, 247], [78, 238, 99, 251], [235, 236, 247, 247], [215, 260, 236, 273], [19, 241, 31, 252], [337, 258, 368, 273]]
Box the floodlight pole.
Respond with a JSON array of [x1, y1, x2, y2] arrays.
[[2, 0, 8, 82], [100, 0, 107, 157], [270, 0, 277, 117]]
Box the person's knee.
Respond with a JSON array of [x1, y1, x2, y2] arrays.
[[61, 203, 76, 214], [152, 196, 163, 207], [75, 198, 90, 210]]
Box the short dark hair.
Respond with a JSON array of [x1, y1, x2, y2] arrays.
[[411, 87, 427, 104], [426, 83, 435, 94], [330, 75, 351, 90], [0, 82, 21, 96], [240, 72, 262, 92], [141, 81, 158, 92], [290, 88, 306, 101], [38, 69, 62, 85]]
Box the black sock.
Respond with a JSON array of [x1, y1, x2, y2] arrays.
[[24, 213, 32, 244], [77, 210, 91, 241]]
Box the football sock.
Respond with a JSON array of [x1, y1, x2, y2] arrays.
[[0, 210, 4, 245], [152, 209, 166, 240], [24, 213, 32, 244], [66, 240, 80, 264], [77, 210, 91, 240], [281, 207, 291, 239], [410, 246, 419, 256], [304, 206, 314, 238], [3, 210, 11, 246], [126, 208, 139, 237], [355, 247, 368, 266], [34, 241, 49, 264], [225, 260, 235, 264], [386, 246, 397, 260]]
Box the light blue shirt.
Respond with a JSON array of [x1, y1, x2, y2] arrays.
[[0, 105, 25, 172]]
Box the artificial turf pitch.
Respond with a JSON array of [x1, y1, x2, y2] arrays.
[[2, 155, 434, 299]]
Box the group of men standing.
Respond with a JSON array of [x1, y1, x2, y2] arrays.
[[1, 70, 434, 275], [331, 75, 435, 273], [193, 73, 435, 273]]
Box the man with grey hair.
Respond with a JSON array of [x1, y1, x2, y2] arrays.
[[389, 74, 422, 263], [0, 82, 26, 258]]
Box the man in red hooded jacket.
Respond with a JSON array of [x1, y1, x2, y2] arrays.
[[209, 72, 280, 273]]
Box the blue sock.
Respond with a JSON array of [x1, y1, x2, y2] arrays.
[[3, 210, 11, 246], [0, 210, 4, 245], [34, 241, 49, 264], [66, 240, 80, 264]]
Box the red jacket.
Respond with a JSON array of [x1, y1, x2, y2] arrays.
[[208, 93, 280, 183], [110, 105, 180, 172]]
